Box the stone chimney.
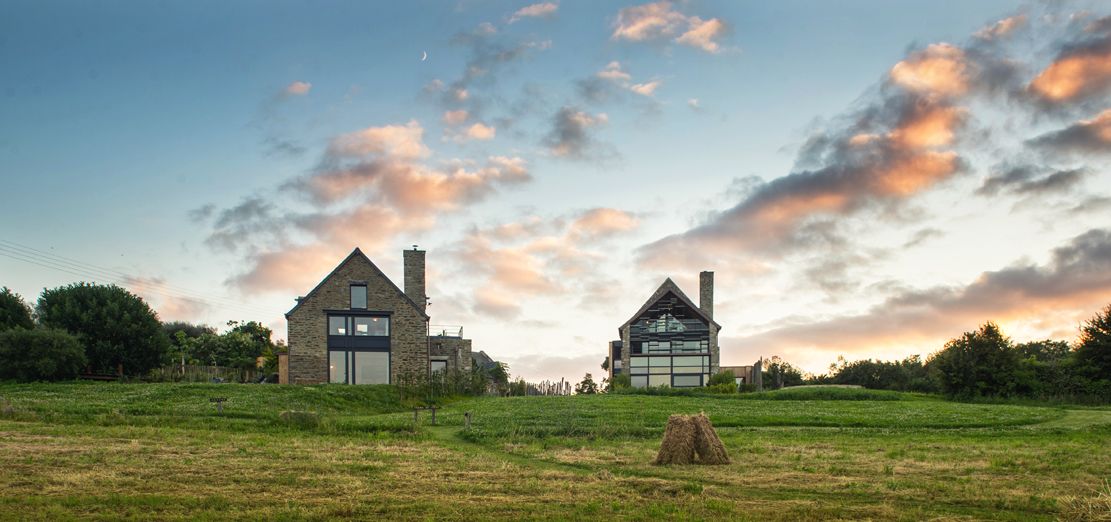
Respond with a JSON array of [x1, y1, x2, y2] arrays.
[[403, 246, 426, 313], [699, 271, 714, 320]]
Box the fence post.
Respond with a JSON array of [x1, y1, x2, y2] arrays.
[[464, 411, 472, 431], [430, 406, 437, 426]]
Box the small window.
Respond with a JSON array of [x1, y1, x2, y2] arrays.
[[350, 285, 367, 309], [430, 360, 447, 375]]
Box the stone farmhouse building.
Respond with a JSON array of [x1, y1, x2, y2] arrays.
[[283, 247, 471, 385], [609, 272, 721, 388]]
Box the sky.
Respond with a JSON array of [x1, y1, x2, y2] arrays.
[[2, 0, 1111, 382]]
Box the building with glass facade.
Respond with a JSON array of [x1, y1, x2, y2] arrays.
[[611, 273, 720, 388]]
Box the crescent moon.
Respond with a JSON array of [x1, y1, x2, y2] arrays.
[[421, 51, 428, 62]]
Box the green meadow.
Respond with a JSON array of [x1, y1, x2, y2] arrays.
[[1, 382, 1109, 520]]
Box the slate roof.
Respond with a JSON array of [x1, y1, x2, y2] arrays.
[[285, 247, 429, 320], [619, 277, 719, 335]]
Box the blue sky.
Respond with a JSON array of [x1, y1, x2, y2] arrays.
[[3, 1, 1111, 381]]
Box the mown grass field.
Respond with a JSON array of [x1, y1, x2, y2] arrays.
[[1, 383, 1109, 520]]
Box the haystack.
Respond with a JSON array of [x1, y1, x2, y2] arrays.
[[654, 412, 730, 465]]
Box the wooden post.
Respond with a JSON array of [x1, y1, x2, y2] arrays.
[[464, 411, 472, 430], [430, 406, 437, 426], [413, 408, 420, 427]]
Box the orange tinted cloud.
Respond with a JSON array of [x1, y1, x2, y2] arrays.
[[890, 43, 969, 97], [974, 14, 1027, 40], [1029, 39, 1111, 102]]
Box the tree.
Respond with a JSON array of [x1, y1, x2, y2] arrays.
[[601, 356, 610, 372], [0, 328, 87, 381], [1076, 304, 1111, 382], [762, 356, 804, 389], [575, 373, 599, 394], [928, 322, 1024, 399], [0, 287, 33, 332], [36, 283, 169, 376]]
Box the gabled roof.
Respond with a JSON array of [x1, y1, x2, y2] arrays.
[[285, 247, 429, 320], [619, 277, 719, 334]]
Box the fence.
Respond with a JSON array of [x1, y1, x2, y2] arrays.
[[147, 364, 259, 383]]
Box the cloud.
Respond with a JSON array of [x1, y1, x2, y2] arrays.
[[629, 80, 661, 96], [442, 110, 469, 126], [1028, 16, 1111, 103], [283, 81, 312, 96], [205, 121, 532, 295], [638, 90, 968, 268], [728, 228, 1111, 364], [326, 120, 429, 160], [508, 2, 558, 23], [1028, 109, 1111, 154], [569, 208, 639, 239], [611, 1, 727, 53], [449, 208, 640, 319], [974, 14, 1027, 40], [456, 122, 497, 142], [123, 276, 210, 321], [687, 98, 701, 110], [976, 165, 1087, 196], [499, 352, 604, 382], [676, 16, 727, 53], [889, 43, 969, 97], [543, 106, 611, 159], [584, 61, 663, 100]]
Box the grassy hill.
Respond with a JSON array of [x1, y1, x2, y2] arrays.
[[1, 382, 1109, 520]]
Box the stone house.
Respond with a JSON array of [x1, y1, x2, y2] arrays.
[[284, 247, 471, 385], [610, 272, 720, 388]]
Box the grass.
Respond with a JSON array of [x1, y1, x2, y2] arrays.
[[0, 382, 1109, 520]]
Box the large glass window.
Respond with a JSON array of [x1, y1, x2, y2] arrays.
[[331, 315, 389, 336], [673, 375, 702, 387], [329, 351, 347, 383], [351, 285, 367, 309], [628, 354, 712, 386], [353, 351, 389, 384], [329, 316, 347, 335]]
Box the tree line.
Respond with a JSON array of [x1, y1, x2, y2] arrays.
[[0, 283, 280, 382], [811, 304, 1111, 402]]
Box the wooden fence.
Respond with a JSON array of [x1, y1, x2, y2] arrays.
[[147, 364, 259, 383]]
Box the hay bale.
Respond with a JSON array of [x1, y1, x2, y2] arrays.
[[654, 413, 730, 466], [654, 415, 697, 465], [691, 413, 730, 465]]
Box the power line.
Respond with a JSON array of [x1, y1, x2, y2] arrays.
[[0, 240, 283, 319]]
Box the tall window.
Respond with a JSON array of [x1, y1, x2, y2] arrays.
[[329, 350, 389, 384], [350, 285, 367, 309]]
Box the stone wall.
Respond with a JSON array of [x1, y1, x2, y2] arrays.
[[429, 336, 472, 373], [287, 251, 428, 385]]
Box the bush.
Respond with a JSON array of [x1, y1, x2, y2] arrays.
[[704, 383, 737, 394], [608, 373, 631, 391], [0, 328, 87, 381], [707, 370, 735, 386], [928, 322, 1026, 399], [36, 283, 169, 376]]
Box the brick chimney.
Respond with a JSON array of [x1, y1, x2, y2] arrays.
[[403, 246, 426, 313], [699, 271, 713, 320]]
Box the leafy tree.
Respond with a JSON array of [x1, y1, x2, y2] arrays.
[[928, 322, 1024, 399], [762, 356, 804, 389], [575, 373, 599, 394], [0, 328, 87, 381], [600, 356, 610, 372], [36, 283, 169, 376], [1076, 304, 1111, 382], [0, 287, 33, 332], [824, 355, 936, 392], [163, 321, 216, 345]]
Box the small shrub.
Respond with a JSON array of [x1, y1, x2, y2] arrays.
[[707, 370, 735, 387], [704, 383, 738, 394], [0, 328, 87, 381]]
